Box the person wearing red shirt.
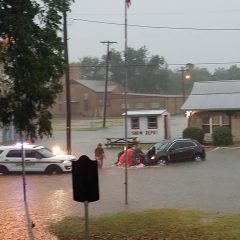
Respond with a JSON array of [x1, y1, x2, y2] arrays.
[[118, 147, 135, 167]]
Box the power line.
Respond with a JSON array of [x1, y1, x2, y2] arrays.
[[138, 9, 240, 15], [70, 9, 240, 16], [78, 61, 240, 68], [168, 61, 240, 66], [70, 18, 240, 31]]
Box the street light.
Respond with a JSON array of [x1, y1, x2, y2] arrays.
[[180, 63, 193, 101]]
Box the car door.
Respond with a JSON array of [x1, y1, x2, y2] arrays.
[[24, 150, 42, 172], [181, 141, 196, 160], [5, 149, 30, 172], [168, 142, 184, 162]]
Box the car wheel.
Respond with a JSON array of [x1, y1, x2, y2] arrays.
[[158, 158, 168, 165], [45, 165, 63, 175], [0, 165, 9, 175], [194, 154, 203, 161]]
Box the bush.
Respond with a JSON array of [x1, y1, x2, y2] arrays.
[[182, 127, 204, 143], [212, 126, 233, 146]]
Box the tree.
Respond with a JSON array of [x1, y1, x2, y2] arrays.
[[213, 65, 240, 80], [0, 0, 73, 140], [78, 46, 169, 93], [111, 46, 168, 93], [108, 49, 125, 85], [79, 56, 104, 79]]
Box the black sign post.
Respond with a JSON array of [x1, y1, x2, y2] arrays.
[[72, 155, 99, 240]]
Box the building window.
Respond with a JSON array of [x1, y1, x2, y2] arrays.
[[202, 114, 230, 134], [148, 116, 158, 129], [83, 93, 88, 100], [151, 103, 160, 109], [136, 103, 144, 109], [82, 93, 89, 111], [121, 103, 130, 109], [71, 102, 79, 112], [84, 99, 89, 111], [131, 117, 139, 129]]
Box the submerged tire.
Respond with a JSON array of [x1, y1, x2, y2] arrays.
[[194, 154, 203, 161], [158, 158, 168, 165], [45, 165, 63, 175], [0, 165, 9, 175]]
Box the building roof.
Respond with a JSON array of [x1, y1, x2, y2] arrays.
[[73, 79, 121, 93], [127, 92, 182, 98], [122, 109, 168, 116], [181, 80, 240, 111]]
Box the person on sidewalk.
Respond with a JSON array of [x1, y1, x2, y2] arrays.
[[94, 143, 105, 168]]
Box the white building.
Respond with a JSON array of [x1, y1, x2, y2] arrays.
[[123, 109, 171, 143]]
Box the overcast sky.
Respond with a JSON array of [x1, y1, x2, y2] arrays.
[[67, 0, 240, 72]]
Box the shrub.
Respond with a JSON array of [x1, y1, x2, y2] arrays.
[[212, 126, 233, 146], [182, 127, 204, 143]]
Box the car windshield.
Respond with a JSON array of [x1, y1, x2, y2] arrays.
[[153, 140, 172, 151], [36, 147, 55, 158]]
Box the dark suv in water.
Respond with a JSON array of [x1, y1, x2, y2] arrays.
[[146, 138, 206, 165]]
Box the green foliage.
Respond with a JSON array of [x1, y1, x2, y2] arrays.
[[78, 47, 240, 96], [212, 126, 233, 146], [49, 209, 240, 240], [182, 127, 204, 143], [213, 65, 240, 80], [79, 46, 169, 93], [0, 0, 73, 140], [79, 56, 104, 80]]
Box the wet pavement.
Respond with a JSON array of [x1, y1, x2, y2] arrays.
[[1, 115, 240, 239]]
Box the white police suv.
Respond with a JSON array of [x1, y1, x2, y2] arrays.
[[0, 144, 76, 175]]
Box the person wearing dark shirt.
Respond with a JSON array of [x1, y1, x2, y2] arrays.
[[94, 143, 105, 168]]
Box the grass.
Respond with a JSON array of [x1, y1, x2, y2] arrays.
[[48, 208, 240, 240], [51, 118, 123, 131]]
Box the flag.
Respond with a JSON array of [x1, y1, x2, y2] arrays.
[[126, 0, 131, 7]]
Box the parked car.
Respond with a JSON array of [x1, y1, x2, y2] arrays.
[[0, 143, 77, 175], [145, 138, 206, 165]]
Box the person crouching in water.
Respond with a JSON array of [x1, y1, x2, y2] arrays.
[[117, 146, 134, 167], [94, 143, 105, 168], [116, 145, 146, 166]]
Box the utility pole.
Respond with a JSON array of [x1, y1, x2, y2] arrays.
[[180, 66, 186, 101], [101, 41, 117, 128], [63, 11, 71, 154]]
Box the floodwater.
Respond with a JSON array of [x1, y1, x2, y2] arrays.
[[1, 115, 240, 239]]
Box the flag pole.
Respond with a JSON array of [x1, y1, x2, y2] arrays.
[[124, 0, 129, 205]]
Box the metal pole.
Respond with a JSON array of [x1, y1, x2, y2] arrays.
[[20, 133, 35, 240], [124, 0, 129, 205], [101, 41, 117, 128], [63, 11, 71, 154], [84, 201, 89, 240]]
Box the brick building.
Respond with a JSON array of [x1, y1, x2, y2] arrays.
[[52, 65, 184, 118]]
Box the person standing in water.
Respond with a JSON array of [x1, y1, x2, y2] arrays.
[[94, 143, 105, 168]]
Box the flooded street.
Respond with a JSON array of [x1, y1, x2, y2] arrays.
[[1, 147, 240, 239], [1, 116, 240, 239]]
